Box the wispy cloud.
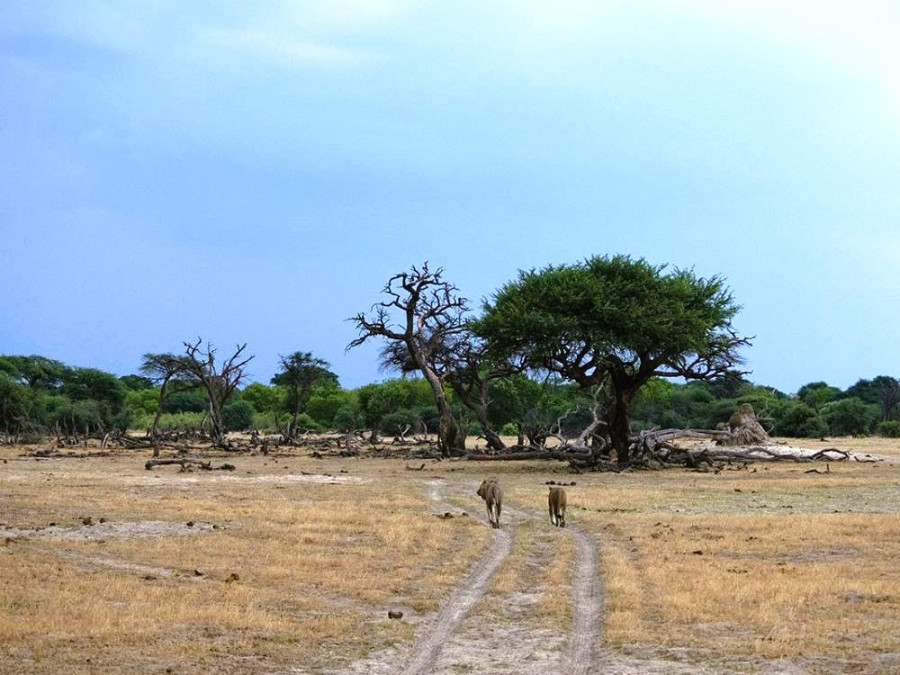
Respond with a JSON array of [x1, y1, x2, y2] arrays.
[[197, 28, 380, 69]]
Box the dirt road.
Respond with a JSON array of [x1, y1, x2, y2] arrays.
[[337, 479, 606, 674]]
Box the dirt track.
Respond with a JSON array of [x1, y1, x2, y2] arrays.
[[335, 479, 607, 674], [400, 482, 513, 674]]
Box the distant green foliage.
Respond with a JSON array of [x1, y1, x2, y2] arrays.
[[486, 375, 545, 430], [155, 412, 205, 432], [380, 408, 422, 436], [0, 355, 67, 390], [846, 376, 900, 422], [162, 390, 207, 414], [294, 413, 321, 432], [3, 351, 897, 445], [126, 388, 159, 417], [240, 383, 282, 415], [119, 374, 154, 391], [796, 381, 842, 412], [500, 422, 518, 436], [0, 374, 30, 435], [223, 399, 255, 431], [332, 403, 362, 431], [878, 421, 900, 438], [306, 386, 356, 428], [821, 397, 879, 436], [774, 402, 828, 438], [271, 351, 338, 435], [356, 378, 434, 431]]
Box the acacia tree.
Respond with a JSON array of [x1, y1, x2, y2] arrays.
[[0, 355, 68, 390], [349, 263, 468, 456], [476, 255, 751, 465], [271, 352, 338, 438], [178, 339, 254, 448]]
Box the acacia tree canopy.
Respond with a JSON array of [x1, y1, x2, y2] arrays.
[[476, 254, 751, 463]]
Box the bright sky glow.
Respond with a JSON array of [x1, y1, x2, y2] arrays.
[[2, 1, 899, 393]]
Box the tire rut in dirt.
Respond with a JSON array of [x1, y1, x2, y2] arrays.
[[567, 526, 604, 674], [397, 481, 513, 675], [444, 482, 606, 674]]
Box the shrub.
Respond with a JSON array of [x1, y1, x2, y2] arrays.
[[250, 412, 281, 433], [294, 413, 320, 432], [774, 402, 828, 438], [332, 404, 361, 432], [821, 397, 879, 436], [156, 412, 205, 432], [223, 400, 255, 431], [380, 408, 421, 436], [878, 421, 900, 438], [500, 422, 518, 436], [162, 391, 207, 414]]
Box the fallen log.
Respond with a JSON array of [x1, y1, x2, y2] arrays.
[[145, 458, 236, 471], [466, 450, 591, 462]]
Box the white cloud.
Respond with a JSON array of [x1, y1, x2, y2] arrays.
[[266, 0, 411, 35]]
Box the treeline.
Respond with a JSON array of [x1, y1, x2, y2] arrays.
[[2, 354, 899, 442]]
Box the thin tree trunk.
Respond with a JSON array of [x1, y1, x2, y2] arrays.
[[151, 377, 170, 444], [450, 381, 506, 453]]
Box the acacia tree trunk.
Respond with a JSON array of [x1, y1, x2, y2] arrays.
[[608, 386, 635, 465]]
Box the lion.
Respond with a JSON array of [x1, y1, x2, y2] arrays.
[[548, 487, 567, 528], [477, 478, 503, 529]]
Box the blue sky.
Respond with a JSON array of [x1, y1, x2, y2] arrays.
[[2, 1, 899, 394]]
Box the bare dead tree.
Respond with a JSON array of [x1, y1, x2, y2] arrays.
[[179, 339, 254, 449], [348, 263, 468, 457]]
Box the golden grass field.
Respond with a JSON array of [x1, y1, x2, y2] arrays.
[[1, 436, 899, 673]]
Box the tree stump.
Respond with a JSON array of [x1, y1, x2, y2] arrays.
[[718, 403, 769, 446]]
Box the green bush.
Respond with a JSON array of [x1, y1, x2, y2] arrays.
[[223, 400, 255, 431], [380, 408, 421, 435], [821, 397, 879, 436], [162, 391, 207, 414], [500, 422, 518, 436], [332, 404, 361, 431], [129, 411, 153, 431], [294, 413, 321, 432], [774, 402, 828, 438], [878, 420, 900, 438], [156, 412, 205, 432]]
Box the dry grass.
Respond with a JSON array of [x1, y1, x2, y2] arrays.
[[568, 447, 900, 668], [473, 518, 573, 631], [2, 436, 899, 672], [0, 449, 488, 673]]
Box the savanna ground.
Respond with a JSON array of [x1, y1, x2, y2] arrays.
[[1, 436, 899, 674]]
